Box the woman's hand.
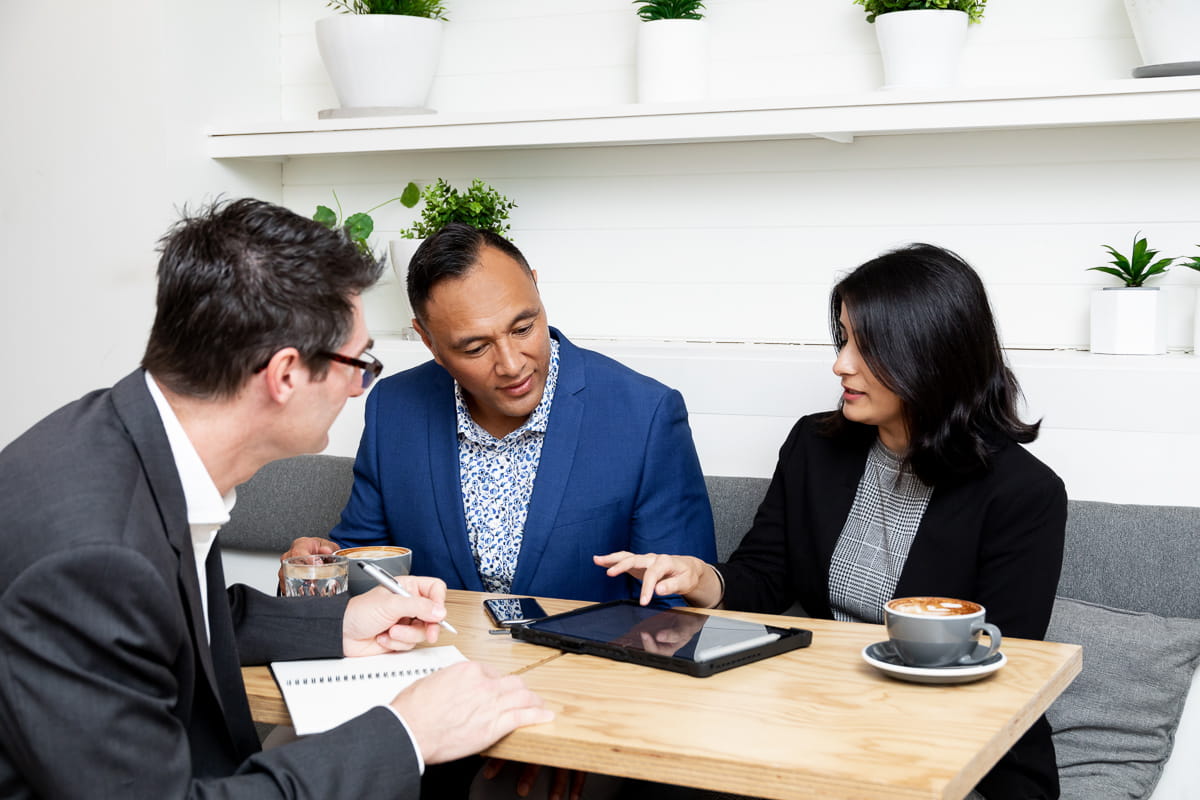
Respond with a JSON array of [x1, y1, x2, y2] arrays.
[[593, 551, 722, 608]]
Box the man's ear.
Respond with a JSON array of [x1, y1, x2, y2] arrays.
[[531, 268, 538, 287], [257, 347, 304, 404], [413, 318, 442, 366]]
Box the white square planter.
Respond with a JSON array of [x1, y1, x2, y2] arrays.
[[636, 19, 710, 104], [1090, 287, 1167, 355], [873, 9, 968, 90]]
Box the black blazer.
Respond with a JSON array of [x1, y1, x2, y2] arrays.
[[0, 371, 421, 798], [720, 413, 1067, 799]]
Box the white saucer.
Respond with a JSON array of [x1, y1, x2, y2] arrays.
[[862, 641, 1006, 685]]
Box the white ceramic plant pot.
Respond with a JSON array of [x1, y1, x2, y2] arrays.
[[1090, 287, 1168, 355], [636, 19, 710, 104], [1194, 287, 1200, 356], [316, 15, 443, 111], [1124, 0, 1200, 66], [873, 10, 968, 90], [386, 238, 423, 339]]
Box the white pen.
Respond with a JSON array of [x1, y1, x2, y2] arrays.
[[357, 561, 458, 635]]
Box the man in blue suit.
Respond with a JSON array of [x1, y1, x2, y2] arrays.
[[284, 223, 715, 603]]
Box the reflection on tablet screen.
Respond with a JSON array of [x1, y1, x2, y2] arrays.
[[533, 604, 780, 662]]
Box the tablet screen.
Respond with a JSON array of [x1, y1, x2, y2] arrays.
[[527, 602, 780, 662]]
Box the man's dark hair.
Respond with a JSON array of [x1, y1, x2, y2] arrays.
[[406, 222, 531, 323], [142, 197, 383, 399], [823, 243, 1039, 484]]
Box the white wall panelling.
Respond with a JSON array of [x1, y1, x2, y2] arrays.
[[0, 0, 282, 448], [233, 0, 1200, 508], [324, 340, 1200, 508], [2, 0, 1193, 514]]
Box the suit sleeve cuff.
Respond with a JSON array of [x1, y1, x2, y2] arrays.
[[379, 704, 425, 775]]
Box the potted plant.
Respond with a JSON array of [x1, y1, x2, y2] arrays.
[[1088, 233, 1175, 355], [852, 0, 986, 90], [312, 183, 421, 259], [316, 1, 448, 115], [633, 1, 709, 104], [388, 178, 517, 326], [313, 184, 421, 337], [1124, 0, 1200, 77], [397, 177, 517, 240]]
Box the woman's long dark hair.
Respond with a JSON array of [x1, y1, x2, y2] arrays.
[[823, 243, 1038, 485]]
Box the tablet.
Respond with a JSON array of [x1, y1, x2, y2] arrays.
[[510, 600, 812, 677]]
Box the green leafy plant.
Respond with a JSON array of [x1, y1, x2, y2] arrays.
[[399, 178, 517, 239], [325, 0, 447, 19], [853, 0, 986, 24], [1181, 247, 1200, 274], [313, 182, 421, 257], [1088, 233, 1176, 288], [634, 0, 706, 22]]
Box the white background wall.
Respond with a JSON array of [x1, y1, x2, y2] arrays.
[[3, 0, 1198, 508]]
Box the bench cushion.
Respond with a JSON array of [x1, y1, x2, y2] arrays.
[[1047, 597, 1200, 800], [220, 454, 355, 554], [1058, 500, 1200, 619]]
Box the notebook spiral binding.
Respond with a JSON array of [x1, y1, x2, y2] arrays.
[[286, 667, 437, 686]]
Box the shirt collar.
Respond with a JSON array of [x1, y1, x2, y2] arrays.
[[144, 371, 236, 526], [455, 336, 560, 444]]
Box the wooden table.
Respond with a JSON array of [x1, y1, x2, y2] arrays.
[[243, 590, 1081, 800]]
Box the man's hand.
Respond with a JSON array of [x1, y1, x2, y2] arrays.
[[394, 662, 554, 765], [342, 575, 450, 657], [278, 537, 340, 593]]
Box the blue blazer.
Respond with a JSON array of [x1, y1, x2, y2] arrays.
[[331, 329, 716, 602]]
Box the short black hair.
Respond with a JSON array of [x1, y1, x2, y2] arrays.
[[406, 222, 531, 323], [825, 243, 1038, 484], [142, 197, 383, 399]]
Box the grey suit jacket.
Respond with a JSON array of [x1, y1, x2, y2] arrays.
[[0, 370, 421, 798]]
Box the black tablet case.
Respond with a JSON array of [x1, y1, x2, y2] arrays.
[[510, 599, 812, 677]]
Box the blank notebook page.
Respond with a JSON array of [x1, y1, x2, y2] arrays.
[[271, 646, 467, 735]]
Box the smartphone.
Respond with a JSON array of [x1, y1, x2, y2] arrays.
[[483, 597, 549, 628]]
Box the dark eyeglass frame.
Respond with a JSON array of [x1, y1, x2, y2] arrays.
[[319, 349, 384, 390], [252, 349, 384, 389]]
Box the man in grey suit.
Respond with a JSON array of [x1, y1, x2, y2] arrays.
[[0, 198, 551, 798]]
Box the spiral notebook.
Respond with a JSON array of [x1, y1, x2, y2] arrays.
[[270, 646, 467, 735]]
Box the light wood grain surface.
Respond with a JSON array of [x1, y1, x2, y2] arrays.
[[243, 592, 1080, 800]]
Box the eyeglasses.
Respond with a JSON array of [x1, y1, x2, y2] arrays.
[[320, 349, 384, 390]]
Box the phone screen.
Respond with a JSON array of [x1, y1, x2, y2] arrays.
[[484, 597, 548, 627]]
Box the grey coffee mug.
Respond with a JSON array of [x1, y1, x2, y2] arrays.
[[334, 546, 413, 596], [884, 596, 1002, 668]]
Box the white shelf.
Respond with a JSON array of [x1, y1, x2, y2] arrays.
[[207, 76, 1200, 159]]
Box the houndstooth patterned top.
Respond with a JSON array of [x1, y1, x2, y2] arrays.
[[828, 439, 934, 624]]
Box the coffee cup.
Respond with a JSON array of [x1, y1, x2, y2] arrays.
[[334, 546, 413, 595], [883, 596, 1002, 668]]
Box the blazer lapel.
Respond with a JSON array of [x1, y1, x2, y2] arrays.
[[510, 330, 583, 594], [111, 371, 227, 720], [204, 545, 262, 758], [425, 372, 485, 591]]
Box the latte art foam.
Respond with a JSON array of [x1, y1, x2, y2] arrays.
[[887, 596, 982, 617], [337, 547, 410, 560]]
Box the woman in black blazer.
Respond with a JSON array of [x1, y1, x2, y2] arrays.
[[599, 243, 1066, 800]]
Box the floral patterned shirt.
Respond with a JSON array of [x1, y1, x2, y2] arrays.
[[456, 338, 560, 593]]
